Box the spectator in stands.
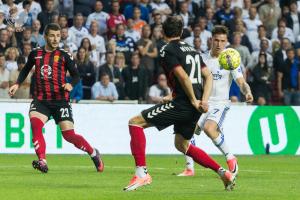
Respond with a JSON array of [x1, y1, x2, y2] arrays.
[[251, 25, 272, 53], [0, 0, 19, 19], [259, 0, 281, 37], [277, 48, 300, 105], [107, 0, 126, 39], [115, 52, 127, 72], [21, 43, 32, 62], [249, 38, 273, 70], [184, 21, 211, 53], [214, 0, 234, 25], [88, 21, 106, 66], [150, 0, 172, 20], [243, 6, 262, 41], [18, 27, 36, 50], [17, 0, 41, 21], [76, 47, 96, 99], [193, 37, 203, 54], [5, 47, 19, 72], [98, 51, 124, 99], [285, 1, 300, 42], [273, 38, 292, 72], [85, 0, 109, 36], [205, 7, 215, 32], [69, 13, 89, 47], [125, 18, 141, 43], [0, 9, 6, 29], [122, 52, 148, 101], [230, 32, 252, 70], [66, 71, 83, 103], [31, 20, 45, 47], [73, 0, 95, 18], [178, 1, 195, 30], [242, 0, 252, 19], [132, 6, 147, 34], [58, 14, 68, 28], [151, 25, 166, 77], [0, 28, 10, 54], [0, 53, 9, 98], [79, 37, 99, 69], [271, 18, 295, 44], [9, 56, 31, 99], [233, 19, 253, 53], [59, 27, 77, 55], [37, 0, 57, 34], [147, 73, 171, 104], [150, 12, 163, 31], [91, 73, 119, 101], [252, 52, 272, 105], [112, 23, 136, 64], [17, 0, 34, 27], [124, 0, 149, 23], [6, 26, 17, 48], [226, 6, 243, 37], [137, 24, 158, 85]]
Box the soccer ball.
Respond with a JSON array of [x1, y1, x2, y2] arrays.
[[218, 48, 241, 70]]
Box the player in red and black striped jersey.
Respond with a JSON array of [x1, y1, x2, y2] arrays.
[[123, 16, 236, 191], [9, 23, 104, 173]]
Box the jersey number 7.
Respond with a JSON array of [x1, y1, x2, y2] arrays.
[[186, 54, 202, 84]]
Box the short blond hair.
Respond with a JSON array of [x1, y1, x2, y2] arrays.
[[5, 47, 19, 61]]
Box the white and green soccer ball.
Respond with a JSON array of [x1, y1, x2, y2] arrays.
[[218, 48, 241, 70]]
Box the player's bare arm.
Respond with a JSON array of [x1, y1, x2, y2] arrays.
[[236, 77, 253, 103], [200, 67, 213, 112], [173, 66, 200, 111]]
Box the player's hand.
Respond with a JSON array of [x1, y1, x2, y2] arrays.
[[191, 100, 202, 112], [8, 84, 19, 97], [199, 100, 208, 113], [162, 94, 172, 103], [62, 83, 73, 92], [245, 93, 253, 103]]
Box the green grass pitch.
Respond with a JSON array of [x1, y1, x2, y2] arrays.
[[0, 155, 299, 200]]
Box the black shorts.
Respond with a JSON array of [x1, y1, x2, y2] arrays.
[[141, 101, 201, 140], [29, 100, 74, 124]]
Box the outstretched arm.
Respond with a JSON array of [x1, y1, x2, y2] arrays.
[[236, 77, 253, 103]]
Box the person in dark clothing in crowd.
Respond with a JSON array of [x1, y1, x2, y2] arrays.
[[122, 52, 148, 102], [76, 47, 96, 99], [277, 48, 300, 105], [252, 52, 272, 105]]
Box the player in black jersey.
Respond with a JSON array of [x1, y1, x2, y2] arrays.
[[123, 16, 236, 191], [9, 23, 104, 173]]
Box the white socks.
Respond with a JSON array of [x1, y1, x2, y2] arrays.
[[212, 133, 234, 160], [135, 166, 148, 178]]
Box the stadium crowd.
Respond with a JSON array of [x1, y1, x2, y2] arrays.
[[0, 0, 299, 105]]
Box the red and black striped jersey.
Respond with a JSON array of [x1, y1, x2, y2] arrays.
[[159, 40, 207, 102], [17, 47, 80, 101]]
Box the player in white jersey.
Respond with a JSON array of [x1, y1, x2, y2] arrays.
[[178, 25, 253, 177]]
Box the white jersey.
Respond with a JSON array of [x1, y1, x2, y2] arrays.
[[69, 26, 89, 47], [203, 51, 243, 103]]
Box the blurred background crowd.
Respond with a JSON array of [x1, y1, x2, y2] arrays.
[[0, 0, 299, 105]]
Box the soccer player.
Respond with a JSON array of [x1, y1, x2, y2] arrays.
[[178, 26, 253, 177], [8, 23, 104, 173], [123, 16, 236, 191]]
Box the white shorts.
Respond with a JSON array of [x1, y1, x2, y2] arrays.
[[197, 103, 230, 132]]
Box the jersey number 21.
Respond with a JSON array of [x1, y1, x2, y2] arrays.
[[186, 54, 202, 84]]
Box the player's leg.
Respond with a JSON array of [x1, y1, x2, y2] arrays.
[[203, 119, 238, 175], [29, 100, 50, 173], [174, 133, 236, 190], [58, 120, 103, 172], [124, 102, 176, 191], [124, 114, 152, 191], [55, 102, 104, 172], [177, 135, 195, 177]]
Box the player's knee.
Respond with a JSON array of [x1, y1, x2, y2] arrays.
[[174, 141, 188, 153], [203, 124, 216, 138], [128, 115, 145, 126]]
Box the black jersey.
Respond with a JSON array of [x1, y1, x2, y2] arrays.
[[159, 40, 206, 103], [16, 47, 80, 101]]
